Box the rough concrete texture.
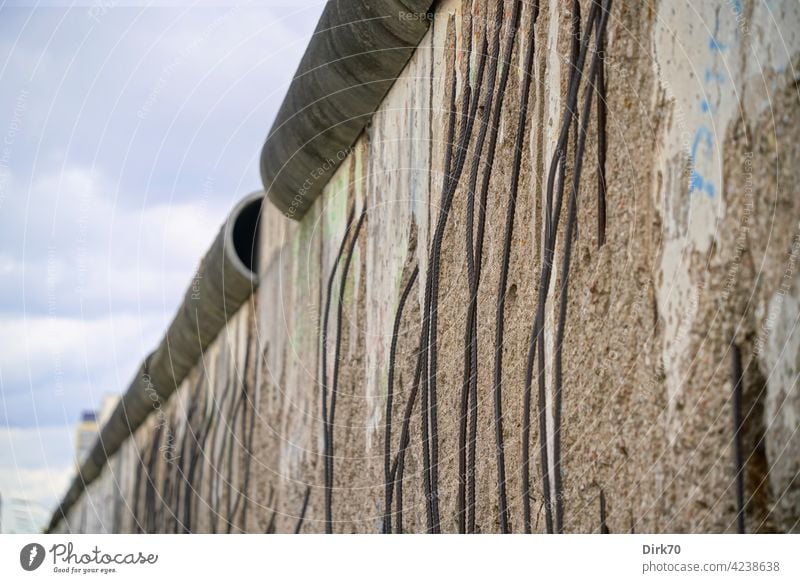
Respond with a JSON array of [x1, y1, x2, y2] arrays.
[[55, 0, 800, 534]]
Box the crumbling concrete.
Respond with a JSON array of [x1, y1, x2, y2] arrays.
[[54, 0, 800, 534]]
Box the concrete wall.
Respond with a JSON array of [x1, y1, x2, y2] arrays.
[[54, 0, 800, 534]]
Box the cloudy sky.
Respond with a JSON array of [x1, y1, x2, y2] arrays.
[[0, 0, 323, 533]]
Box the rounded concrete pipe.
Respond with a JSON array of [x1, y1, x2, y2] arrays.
[[47, 192, 263, 532], [260, 0, 435, 220]]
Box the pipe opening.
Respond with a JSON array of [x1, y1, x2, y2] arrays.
[[231, 196, 262, 274]]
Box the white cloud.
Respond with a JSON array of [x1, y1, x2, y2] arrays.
[[0, 2, 326, 530], [0, 165, 231, 428], [0, 313, 163, 387], [2, 164, 228, 316]]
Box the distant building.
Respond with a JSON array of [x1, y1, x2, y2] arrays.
[[74, 410, 98, 467]]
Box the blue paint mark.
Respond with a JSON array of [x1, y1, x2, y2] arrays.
[[687, 13, 729, 200], [689, 127, 715, 198], [709, 36, 727, 51], [691, 127, 713, 161], [704, 68, 726, 83], [709, 11, 728, 51], [689, 171, 716, 198], [689, 171, 703, 191], [732, 0, 743, 15]]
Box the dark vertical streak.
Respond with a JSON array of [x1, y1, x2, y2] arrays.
[[428, 35, 479, 534], [522, 0, 602, 534], [185, 378, 214, 533], [595, 7, 608, 248], [131, 454, 145, 533], [295, 485, 312, 534], [418, 7, 487, 533], [553, 0, 612, 534], [111, 456, 124, 533], [226, 321, 256, 532], [383, 265, 419, 533], [328, 207, 368, 532], [599, 489, 610, 533], [172, 398, 196, 533], [460, 22, 496, 534], [238, 336, 260, 532], [264, 489, 277, 534], [731, 342, 746, 534], [491, 0, 538, 535], [394, 338, 424, 534], [418, 41, 459, 532], [223, 376, 246, 531], [553, 4, 607, 533], [571, 8, 581, 245], [209, 362, 237, 534], [320, 206, 356, 533], [144, 424, 164, 534], [461, 0, 512, 534]]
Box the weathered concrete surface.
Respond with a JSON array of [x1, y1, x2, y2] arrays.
[[54, 0, 800, 534]]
